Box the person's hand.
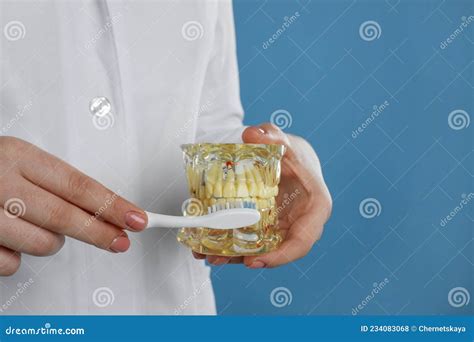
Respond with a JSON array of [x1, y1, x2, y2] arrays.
[[0, 136, 147, 276], [192, 123, 332, 268]]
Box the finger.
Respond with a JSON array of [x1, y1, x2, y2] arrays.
[[0, 210, 64, 256], [0, 246, 21, 276], [192, 251, 206, 260], [206, 255, 222, 265], [3, 179, 130, 253], [244, 123, 332, 214], [18, 145, 146, 231], [244, 214, 323, 268], [207, 255, 243, 265], [242, 124, 300, 173], [242, 123, 290, 146], [226, 257, 244, 264]]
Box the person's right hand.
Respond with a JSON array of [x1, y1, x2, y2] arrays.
[[0, 136, 148, 276]]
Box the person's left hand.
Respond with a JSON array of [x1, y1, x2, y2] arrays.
[[192, 123, 332, 268]]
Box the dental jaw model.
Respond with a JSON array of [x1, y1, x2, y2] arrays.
[[178, 143, 286, 256]]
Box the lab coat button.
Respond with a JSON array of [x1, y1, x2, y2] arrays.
[[89, 97, 111, 118]]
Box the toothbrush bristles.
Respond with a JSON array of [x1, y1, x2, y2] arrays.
[[208, 199, 257, 212]]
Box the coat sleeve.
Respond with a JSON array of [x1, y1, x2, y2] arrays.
[[194, 0, 245, 143]]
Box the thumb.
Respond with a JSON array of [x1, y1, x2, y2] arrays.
[[242, 123, 291, 146]]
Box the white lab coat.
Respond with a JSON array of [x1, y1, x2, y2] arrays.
[[0, 0, 244, 314]]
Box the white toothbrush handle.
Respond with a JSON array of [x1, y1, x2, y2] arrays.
[[145, 211, 206, 229], [145, 208, 260, 230]]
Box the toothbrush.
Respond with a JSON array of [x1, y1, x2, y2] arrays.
[[145, 201, 260, 230]]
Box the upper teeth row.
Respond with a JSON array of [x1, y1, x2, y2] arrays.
[[186, 161, 278, 199]]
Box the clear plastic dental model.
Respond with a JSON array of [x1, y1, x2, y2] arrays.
[[177, 143, 286, 256]]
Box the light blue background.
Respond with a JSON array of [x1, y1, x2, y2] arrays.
[[211, 0, 473, 315]]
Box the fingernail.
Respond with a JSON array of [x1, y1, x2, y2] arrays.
[[248, 260, 266, 269], [125, 211, 147, 231], [109, 233, 130, 253]]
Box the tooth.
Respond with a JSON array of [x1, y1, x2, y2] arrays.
[[195, 171, 202, 195], [258, 184, 266, 198], [205, 182, 213, 198], [205, 186, 213, 199], [243, 197, 255, 209], [213, 179, 222, 197], [223, 169, 236, 197], [236, 182, 248, 197], [244, 164, 258, 197], [207, 164, 219, 183], [235, 163, 244, 176], [205, 168, 215, 198], [262, 186, 270, 198], [251, 166, 266, 198], [213, 166, 223, 198], [235, 163, 249, 197], [185, 167, 192, 187], [217, 198, 227, 210], [186, 166, 196, 193], [263, 185, 278, 198], [206, 164, 220, 197], [269, 197, 276, 207]]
